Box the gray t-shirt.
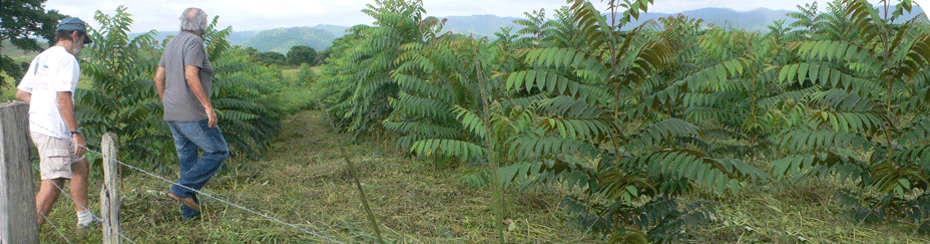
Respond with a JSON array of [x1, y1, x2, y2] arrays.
[[158, 31, 214, 121]]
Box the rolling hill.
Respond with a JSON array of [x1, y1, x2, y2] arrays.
[[126, 6, 925, 54], [240, 26, 339, 53]]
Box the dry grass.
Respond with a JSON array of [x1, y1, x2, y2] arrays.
[[689, 180, 930, 243]]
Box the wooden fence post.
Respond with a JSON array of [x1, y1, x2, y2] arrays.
[[101, 133, 120, 244], [0, 102, 39, 244]]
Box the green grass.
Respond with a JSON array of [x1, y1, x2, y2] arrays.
[[2, 71, 20, 101], [281, 67, 300, 79], [1, 86, 15, 102], [273, 66, 318, 112], [1, 39, 44, 58]]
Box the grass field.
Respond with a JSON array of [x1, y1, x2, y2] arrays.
[[1, 40, 44, 58], [23, 67, 930, 243]]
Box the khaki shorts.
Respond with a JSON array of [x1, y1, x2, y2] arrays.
[[30, 132, 84, 180]]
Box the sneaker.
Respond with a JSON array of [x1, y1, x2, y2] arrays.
[[77, 218, 102, 230], [167, 192, 202, 212]]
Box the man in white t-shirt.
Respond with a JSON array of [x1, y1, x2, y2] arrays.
[[15, 17, 98, 229]]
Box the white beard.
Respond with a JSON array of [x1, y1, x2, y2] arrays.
[[69, 45, 83, 59]]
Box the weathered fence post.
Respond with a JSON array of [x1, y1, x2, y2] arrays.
[[0, 102, 39, 244], [101, 133, 120, 244]]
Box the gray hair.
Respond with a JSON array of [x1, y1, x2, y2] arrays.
[[180, 8, 208, 34]]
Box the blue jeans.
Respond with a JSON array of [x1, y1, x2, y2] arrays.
[[167, 119, 229, 219]]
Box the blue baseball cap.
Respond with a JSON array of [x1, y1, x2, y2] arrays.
[[57, 17, 92, 44]]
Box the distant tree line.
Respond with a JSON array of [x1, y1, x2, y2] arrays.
[[245, 45, 329, 67]]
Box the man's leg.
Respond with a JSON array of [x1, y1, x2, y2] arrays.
[[167, 121, 203, 217], [172, 119, 229, 219], [36, 179, 65, 227], [69, 157, 97, 227], [69, 158, 89, 212], [169, 121, 199, 193], [177, 119, 229, 191], [31, 132, 74, 227]]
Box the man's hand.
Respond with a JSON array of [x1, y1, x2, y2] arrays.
[[206, 107, 218, 128], [16, 89, 32, 104], [154, 66, 166, 101], [72, 133, 87, 157]]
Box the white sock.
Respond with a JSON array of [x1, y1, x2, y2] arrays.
[[77, 209, 93, 225]]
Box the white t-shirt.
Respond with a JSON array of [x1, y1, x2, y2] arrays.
[[17, 46, 81, 139]]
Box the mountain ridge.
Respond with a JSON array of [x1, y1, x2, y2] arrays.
[[132, 6, 925, 53]]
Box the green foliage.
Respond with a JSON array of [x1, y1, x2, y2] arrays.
[[512, 8, 551, 48], [286, 45, 318, 66], [210, 47, 286, 159], [0, 0, 64, 87], [1, 55, 30, 89], [772, 0, 930, 230], [79, 6, 169, 169], [296, 63, 316, 84], [491, 1, 772, 241], [318, 0, 432, 137], [203, 18, 286, 159], [378, 15, 524, 243], [315, 0, 930, 240], [250, 51, 287, 66], [565, 196, 717, 243], [316, 25, 367, 128]]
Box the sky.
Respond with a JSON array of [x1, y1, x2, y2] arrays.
[[43, 0, 920, 33]]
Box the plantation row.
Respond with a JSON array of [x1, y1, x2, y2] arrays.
[[314, 0, 930, 241]]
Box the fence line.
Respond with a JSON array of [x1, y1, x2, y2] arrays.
[[43, 177, 139, 244], [1, 102, 39, 244], [37, 209, 74, 244], [81, 146, 345, 244], [100, 132, 121, 244]]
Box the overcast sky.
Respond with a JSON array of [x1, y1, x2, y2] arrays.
[[44, 0, 917, 33]]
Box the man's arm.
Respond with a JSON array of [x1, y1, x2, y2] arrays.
[[57, 91, 86, 156], [184, 65, 217, 128], [16, 89, 32, 104], [154, 66, 166, 100]]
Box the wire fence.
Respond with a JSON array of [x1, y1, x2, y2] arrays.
[[81, 146, 345, 244], [43, 174, 139, 244], [37, 209, 73, 244]]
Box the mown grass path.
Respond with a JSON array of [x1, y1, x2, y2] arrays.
[[39, 110, 585, 243]]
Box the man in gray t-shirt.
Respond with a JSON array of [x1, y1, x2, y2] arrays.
[[158, 30, 214, 121], [153, 7, 229, 220]]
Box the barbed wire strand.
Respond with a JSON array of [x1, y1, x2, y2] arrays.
[[40, 167, 140, 244], [82, 146, 345, 244], [37, 208, 74, 244]]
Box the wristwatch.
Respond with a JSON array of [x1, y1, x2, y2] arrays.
[[70, 128, 82, 135]]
